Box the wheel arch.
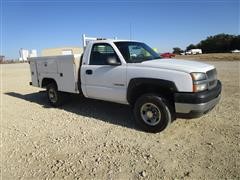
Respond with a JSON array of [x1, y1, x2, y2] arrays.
[[127, 78, 178, 105], [41, 78, 58, 89]]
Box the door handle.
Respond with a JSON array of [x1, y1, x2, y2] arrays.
[[86, 69, 93, 75]]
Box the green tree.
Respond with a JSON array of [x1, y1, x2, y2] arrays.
[[172, 47, 183, 54], [186, 33, 240, 53], [186, 44, 196, 51], [231, 35, 240, 50]]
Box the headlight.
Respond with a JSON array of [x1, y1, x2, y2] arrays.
[[191, 72, 208, 92], [193, 83, 208, 92], [191, 72, 207, 81]]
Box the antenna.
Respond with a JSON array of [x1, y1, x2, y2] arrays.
[[130, 23, 132, 40]]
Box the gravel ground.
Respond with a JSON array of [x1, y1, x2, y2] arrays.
[[1, 61, 240, 179]]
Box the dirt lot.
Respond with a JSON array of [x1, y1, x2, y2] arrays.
[[175, 53, 240, 61], [1, 61, 240, 179]]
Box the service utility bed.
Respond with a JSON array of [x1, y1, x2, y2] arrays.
[[29, 55, 81, 94]]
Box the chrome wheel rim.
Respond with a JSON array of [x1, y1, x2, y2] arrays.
[[140, 103, 161, 126], [48, 88, 57, 103]]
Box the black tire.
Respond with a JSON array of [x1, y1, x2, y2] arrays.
[[133, 94, 173, 133], [47, 83, 64, 107]]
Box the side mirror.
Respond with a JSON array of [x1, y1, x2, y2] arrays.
[[106, 57, 121, 66]]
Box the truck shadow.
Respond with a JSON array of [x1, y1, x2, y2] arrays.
[[5, 91, 137, 131]]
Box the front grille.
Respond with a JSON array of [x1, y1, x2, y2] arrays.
[[207, 68, 217, 79], [207, 69, 217, 89]]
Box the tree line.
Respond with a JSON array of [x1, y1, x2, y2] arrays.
[[173, 33, 240, 54]]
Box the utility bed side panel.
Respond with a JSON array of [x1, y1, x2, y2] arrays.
[[29, 55, 79, 94]]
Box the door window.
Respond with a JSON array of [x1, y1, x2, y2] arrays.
[[90, 43, 120, 65]]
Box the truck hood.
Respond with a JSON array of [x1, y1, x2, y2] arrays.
[[138, 59, 214, 73]]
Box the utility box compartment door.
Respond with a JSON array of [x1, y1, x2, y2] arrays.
[[37, 59, 58, 74], [29, 61, 39, 87], [57, 59, 77, 93]]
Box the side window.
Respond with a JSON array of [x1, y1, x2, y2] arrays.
[[90, 43, 120, 65]]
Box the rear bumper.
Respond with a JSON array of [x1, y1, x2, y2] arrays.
[[174, 80, 221, 118]]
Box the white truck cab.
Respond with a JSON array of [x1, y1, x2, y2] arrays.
[[29, 35, 221, 133]]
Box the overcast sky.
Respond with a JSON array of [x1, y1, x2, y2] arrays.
[[1, 0, 239, 59]]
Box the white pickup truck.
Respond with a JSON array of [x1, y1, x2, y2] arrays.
[[29, 35, 221, 133]]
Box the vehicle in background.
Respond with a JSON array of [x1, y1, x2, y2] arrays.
[[160, 52, 175, 58], [28, 35, 221, 133], [186, 49, 202, 55], [231, 49, 240, 53]]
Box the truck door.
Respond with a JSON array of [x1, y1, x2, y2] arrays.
[[82, 43, 127, 104]]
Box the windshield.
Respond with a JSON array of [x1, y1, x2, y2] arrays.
[[114, 41, 161, 63]]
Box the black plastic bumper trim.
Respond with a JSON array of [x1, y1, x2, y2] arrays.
[[174, 80, 222, 104]]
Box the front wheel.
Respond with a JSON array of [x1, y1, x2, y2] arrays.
[[133, 94, 173, 133]]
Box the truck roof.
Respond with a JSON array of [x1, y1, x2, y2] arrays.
[[90, 39, 141, 43], [82, 34, 142, 48]]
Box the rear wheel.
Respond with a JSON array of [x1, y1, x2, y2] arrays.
[[134, 94, 173, 133], [47, 83, 64, 107]]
